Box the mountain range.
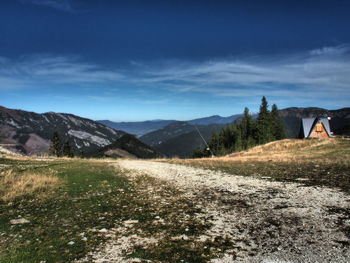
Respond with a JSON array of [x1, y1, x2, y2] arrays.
[[101, 107, 350, 158], [141, 122, 224, 158], [1, 105, 349, 159], [98, 114, 242, 137], [0, 106, 157, 158]]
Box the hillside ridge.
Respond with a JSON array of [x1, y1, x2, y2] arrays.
[[0, 105, 157, 158]]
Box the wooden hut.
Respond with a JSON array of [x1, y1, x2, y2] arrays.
[[299, 117, 331, 139]]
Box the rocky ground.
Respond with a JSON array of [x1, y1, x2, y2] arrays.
[[107, 160, 350, 263]]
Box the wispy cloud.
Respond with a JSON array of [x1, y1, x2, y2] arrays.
[[132, 45, 350, 101], [19, 0, 74, 12], [1, 45, 350, 107], [0, 55, 123, 88]]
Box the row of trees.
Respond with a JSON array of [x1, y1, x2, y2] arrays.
[[193, 97, 286, 157], [49, 131, 74, 157]]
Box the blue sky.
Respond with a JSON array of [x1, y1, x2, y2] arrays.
[[1, 0, 350, 121]]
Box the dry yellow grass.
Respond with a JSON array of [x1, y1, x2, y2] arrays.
[[156, 138, 350, 165], [0, 170, 61, 201]]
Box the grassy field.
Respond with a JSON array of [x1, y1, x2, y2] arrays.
[[161, 138, 350, 192], [0, 157, 229, 263], [0, 138, 349, 262]]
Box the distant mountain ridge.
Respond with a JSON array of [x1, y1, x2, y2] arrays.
[[98, 120, 175, 137], [139, 121, 224, 158], [149, 124, 224, 158], [1, 105, 348, 159], [97, 114, 242, 136], [141, 107, 350, 158], [0, 106, 158, 158], [188, 114, 242, 125]]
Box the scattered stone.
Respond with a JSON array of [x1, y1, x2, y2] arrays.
[[67, 241, 75, 245], [99, 228, 108, 233], [117, 160, 350, 263], [124, 220, 139, 225], [171, 235, 189, 241], [10, 218, 30, 225]]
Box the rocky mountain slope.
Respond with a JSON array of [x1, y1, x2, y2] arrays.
[[0, 106, 157, 157], [89, 134, 160, 159], [0, 106, 125, 155]]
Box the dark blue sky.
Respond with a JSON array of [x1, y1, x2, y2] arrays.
[[1, 0, 350, 121]]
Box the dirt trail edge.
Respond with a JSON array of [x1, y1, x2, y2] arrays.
[[115, 160, 350, 263]]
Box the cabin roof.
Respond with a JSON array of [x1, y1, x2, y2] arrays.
[[301, 117, 331, 138]]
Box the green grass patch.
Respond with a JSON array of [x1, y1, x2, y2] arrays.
[[0, 158, 131, 263], [0, 158, 229, 263]]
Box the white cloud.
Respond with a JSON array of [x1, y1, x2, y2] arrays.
[[0, 45, 349, 105], [309, 45, 349, 56], [0, 55, 123, 88], [133, 45, 350, 100]]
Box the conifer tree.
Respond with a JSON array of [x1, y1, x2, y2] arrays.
[[256, 96, 273, 144], [271, 104, 287, 140], [233, 124, 243, 151], [191, 96, 286, 158], [62, 141, 74, 157], [239, 107, 254, 149], [192, 147, 205, 158], [49, 131, 62, 157]]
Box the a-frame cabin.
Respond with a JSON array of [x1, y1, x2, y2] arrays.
[[299, 118, 331, 139]]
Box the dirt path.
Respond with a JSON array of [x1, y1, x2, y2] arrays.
[[117, 160, 350, 263]]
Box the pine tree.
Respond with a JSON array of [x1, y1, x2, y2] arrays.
[[208, 131, 220, 156], [239, 107, 253, 149], [192, 147, 204, 158], [221, 124, 235, 150], [256, 96, 273, 144], [271, 104, 287, 140], [233, 124, 243, 151], [192, 97, 285, 157], [62, 141, 74, 157], [49, 131, 62, 157]]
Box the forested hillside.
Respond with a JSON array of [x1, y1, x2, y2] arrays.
[[194, 97, 286, 157]]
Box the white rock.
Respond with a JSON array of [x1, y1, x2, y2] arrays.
[[10, 218, 30, 224], [124, 220, 139, 225], [99, 228, 108, 233]]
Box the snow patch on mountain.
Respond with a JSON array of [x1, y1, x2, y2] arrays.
[[6, 119, 21, 128], [106, 126, 117, 135], [67, 115, 83, 126], [57, 113, 68, 121], [96, 131, 108, 137], [42, 115, 50, 123], [68, 130, 111, 147]]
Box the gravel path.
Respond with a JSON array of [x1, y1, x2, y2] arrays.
[[118, 160, 350, 263]]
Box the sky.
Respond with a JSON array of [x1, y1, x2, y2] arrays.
[[1, 0, 350, 121]]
